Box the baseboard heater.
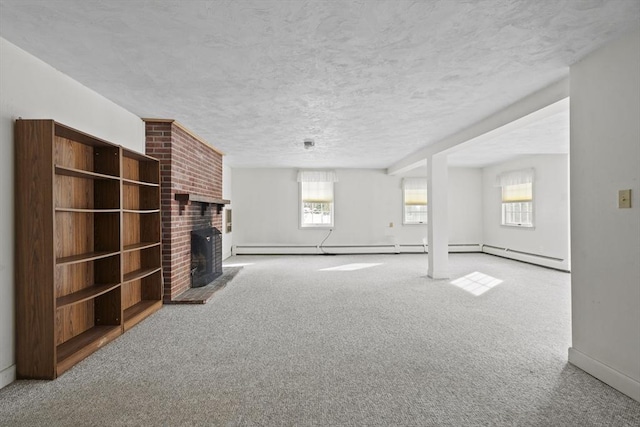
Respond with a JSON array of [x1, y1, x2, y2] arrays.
[[232, 244, 567, 270], [234, 244, 482, 255], [482, 245, 569, 271], [234, 245, 396, 255]]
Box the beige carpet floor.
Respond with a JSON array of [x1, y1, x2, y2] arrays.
[[1, 253, 639, 426]]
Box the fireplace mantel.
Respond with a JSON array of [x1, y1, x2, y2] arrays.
[[175, 193, 230, 215]]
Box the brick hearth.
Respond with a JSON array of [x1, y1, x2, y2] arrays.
[[144, 119, 224, 302]]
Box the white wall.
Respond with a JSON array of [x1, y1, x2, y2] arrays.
[[448, 167, 483, 246], [0, 38, 145, 389], [482, 154, 570, 270], [231, 167, 482, 253], [222, 163, 233, 259], [569, 28, 640, 401]]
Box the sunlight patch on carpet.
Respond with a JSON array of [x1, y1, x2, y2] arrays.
[[450, 272, 503, 296], [320, 263, 383, 271], [223, 263, 254, 267]]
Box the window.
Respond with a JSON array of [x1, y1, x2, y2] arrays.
[[301, 181, 333, 227], [298, 170, 337, 228], [498, 169, 534, 227], [403, 178, 427, 224]]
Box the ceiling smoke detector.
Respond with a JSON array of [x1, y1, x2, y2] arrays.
[[303, 139, 315, 149]]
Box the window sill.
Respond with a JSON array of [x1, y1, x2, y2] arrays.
[[501, 224, 535, 229]]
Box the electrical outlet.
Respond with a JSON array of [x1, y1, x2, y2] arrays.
[[618, 189, 631, 208]]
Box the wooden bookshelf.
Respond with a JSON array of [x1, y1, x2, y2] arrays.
[[14, 119, 163, 379], [121, 150, 163, 332]]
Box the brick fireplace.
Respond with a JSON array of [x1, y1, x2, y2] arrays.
[[144, 119, 228, 302]]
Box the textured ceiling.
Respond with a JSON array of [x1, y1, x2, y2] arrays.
[[0, 0, 638, 168], [448, 107, 570, 168]]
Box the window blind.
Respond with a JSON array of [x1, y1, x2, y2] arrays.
[[496, 169, 534, 187], [403, 178, 427, 205], [298, 170, 337, 204], [502, 182, 532, 202], [297, 170, 338, 183], [301, 181, 334, 203]]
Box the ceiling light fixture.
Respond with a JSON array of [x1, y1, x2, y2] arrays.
[[303, 139, 315, 149]]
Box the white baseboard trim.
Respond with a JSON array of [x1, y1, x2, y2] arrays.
[[482, 245, 569, 271], [0, 364, 16, 390], [234, 244, 482, 256], [231, 243, 569, 270], [568, 347, 640, 402], [234, 245, 321, 255], [448, 244, 483, 253], [320, 245, 399, 254]]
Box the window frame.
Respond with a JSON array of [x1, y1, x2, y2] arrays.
[[403, 192, 428, 225], [500, 182, 534, 228], [402, 178, 427, 225], [299, 181, 334, 229]]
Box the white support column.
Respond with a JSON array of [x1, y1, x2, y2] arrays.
[[427, 153, 449, 279]]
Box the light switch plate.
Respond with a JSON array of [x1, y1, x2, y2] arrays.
[[618, 189, 631, 208]]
